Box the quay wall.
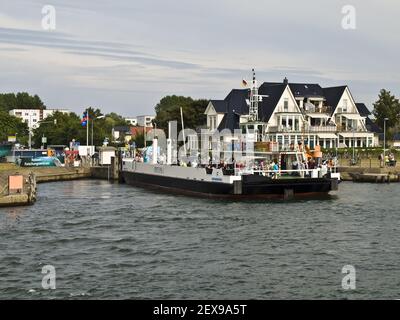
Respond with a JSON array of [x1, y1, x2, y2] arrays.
[[338, 166, 400, 181], [90, 156, 120, 181], [35, 167, 91, 183], [90, 166, 118, 180]]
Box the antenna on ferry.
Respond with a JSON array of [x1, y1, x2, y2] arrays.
[[249, 68, 260, 122]]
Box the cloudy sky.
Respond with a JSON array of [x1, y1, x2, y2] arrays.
[[0, 0, 399, 116]]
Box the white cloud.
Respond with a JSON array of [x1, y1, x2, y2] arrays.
[[0, 0, 399, 114]]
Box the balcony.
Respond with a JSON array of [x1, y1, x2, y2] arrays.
[[336, 125, 366, 132], [304, 105, 333, 114], [308, 126, 337, 132], [268, 125, 338, 133], [268, 126, 300, 132]]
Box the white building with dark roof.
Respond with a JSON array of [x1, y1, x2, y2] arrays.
[[205, 77, 376, 149]]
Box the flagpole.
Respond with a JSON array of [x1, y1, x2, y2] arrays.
[[86, 108, 89, 154]]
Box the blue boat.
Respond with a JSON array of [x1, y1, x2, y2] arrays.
[[18, 156, 62, 167]]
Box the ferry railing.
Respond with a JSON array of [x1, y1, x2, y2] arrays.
[[236, 168, 323, 178]]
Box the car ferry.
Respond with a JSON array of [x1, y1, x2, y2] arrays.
[[121, 70, 339, 199], [121, 138, 339, 200]]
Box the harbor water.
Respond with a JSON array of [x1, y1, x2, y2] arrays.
[[1, 180, 399, 299]]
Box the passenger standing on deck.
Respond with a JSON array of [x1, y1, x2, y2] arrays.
[[379, 153, 384, 168], [272, 162, 279, 179]]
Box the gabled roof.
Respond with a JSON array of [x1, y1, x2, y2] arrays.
[[209, 100, 228, 113], [355, 103, 371, 117], [365, 118, 382, 133], [289, 83, 324, 98], [262, 82, 324, 98], [258, 83, 287, 122], [322, 86, 347, 114], [217, 113, 241, 131], [216, 89, 249, 131], [224, 89, 250, 115], [215, 84, 288, 130]]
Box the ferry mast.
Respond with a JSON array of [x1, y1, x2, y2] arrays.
[[249, 68, 260, 122]]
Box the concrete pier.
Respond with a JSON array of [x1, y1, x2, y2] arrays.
[[339, 166, 400, 182], [0, 172, 37, 207], [0, 165, 91, 207]]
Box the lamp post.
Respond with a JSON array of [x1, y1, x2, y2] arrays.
[[38, 119, 57, 149], [28, 113, 32, 149], [352, 125, 355, 165], [91, 115, 105, 146], [383, 117, 389, 162]]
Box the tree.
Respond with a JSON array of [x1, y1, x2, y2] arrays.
[[0, 92, 46, 112], [372, 89, 400, 129], [131, 131, 145, 148], [33, 112, 85, 147], [0, 93, 17, 112], [153, 95, 208, 133], [104, 112, 128, 127], [0, 111, 28, 143], [32, 108, 129, 147]]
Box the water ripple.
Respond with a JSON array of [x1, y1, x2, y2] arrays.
[[1, 180, 400, 299]]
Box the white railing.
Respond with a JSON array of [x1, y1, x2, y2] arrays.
[[241, 168, 322, 178], [233, 167, 321, 176], [304, 106, 333, 114], [336, 126, 366, 132], [308, 126, 337, 132], [276, 126, 301, 132]]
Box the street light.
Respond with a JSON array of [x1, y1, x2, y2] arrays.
[[91, 115, 105, 146], [383, 117, 389, 162], [28, 117, 57, 149], [352, 125, 356, 165], [38, 119, 58, 149], [28, 114, 32, 150]]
